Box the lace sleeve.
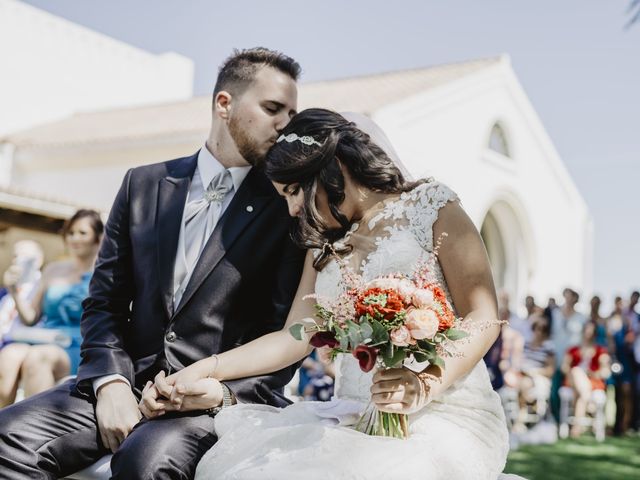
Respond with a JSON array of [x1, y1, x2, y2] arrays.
[[404, 180, 459, 252]]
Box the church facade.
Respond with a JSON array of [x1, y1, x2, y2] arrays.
[[0, 1, 592, 311]]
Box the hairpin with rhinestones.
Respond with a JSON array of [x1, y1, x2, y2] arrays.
[[276, 133, 322, 147]]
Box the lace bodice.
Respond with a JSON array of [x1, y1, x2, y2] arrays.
[[202, 181, 510, 480], [314, 180, 459, 402]]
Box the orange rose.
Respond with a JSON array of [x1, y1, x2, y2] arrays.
[[432, 286, 448, 305], [437, 310, 455, 331], [423, 283, 455, 331], [355, 288, 405, 320]]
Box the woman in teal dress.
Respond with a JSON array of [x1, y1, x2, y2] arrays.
[[0, 210, 103, 406], [39, 271, 93, 375]]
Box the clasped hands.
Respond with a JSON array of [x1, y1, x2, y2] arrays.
[[139, 360, 221, 419], [95, 361, 222, 453]]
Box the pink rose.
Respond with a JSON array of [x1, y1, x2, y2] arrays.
[[412, 288, 435, 309], [366, 277, 399, 291], [390, 325, 415, 347], [395, 279, 417, 301], [366, 277, 416, 303], [405, 308, 439, 340]]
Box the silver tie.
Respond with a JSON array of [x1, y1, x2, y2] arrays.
[[174, 169, 233, 306], [184, 169, 233, 269]]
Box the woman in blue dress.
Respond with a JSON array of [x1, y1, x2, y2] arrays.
[[0, 210, 103, 406]]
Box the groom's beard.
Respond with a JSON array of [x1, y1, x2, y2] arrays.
[[229, 114, 265, 167]]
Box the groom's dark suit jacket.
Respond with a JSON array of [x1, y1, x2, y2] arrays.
[[75, 152, 305, 406]]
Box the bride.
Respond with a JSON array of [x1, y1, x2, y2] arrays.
[[143, 109, 509, 479]]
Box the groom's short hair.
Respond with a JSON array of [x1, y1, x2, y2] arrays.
[[213, 47, 301, 99]]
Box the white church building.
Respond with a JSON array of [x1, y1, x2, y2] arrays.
[[0, 0, 592, 311]]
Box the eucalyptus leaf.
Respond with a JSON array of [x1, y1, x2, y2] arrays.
[[360, 320, 374, 342], [432, 356, 446, 369], [346, 320, 365, 348], [371, 319, 390, 344], [348, 331, 363, 349], [444, 328, 468, 341], [289, 323, 306, 341], [382, 345, 406, 368], [413, 351, 432, 363], [335, 326, 350, 351], [417, 339, 436, 351]]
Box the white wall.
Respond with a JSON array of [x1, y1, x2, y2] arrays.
[[0, 0, 194, 136], [10, 138, 205, 210], [374, 65, 592, 308]]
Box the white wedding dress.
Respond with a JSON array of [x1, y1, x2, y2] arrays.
[[195, 181, 510, 480]]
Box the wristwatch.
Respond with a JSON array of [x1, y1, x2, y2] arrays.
[[205, 383, 234, 415]]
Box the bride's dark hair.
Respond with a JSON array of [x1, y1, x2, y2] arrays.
[[265, 108, 425, 270]]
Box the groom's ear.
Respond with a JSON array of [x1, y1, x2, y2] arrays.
[[214, 91, 233, 119]]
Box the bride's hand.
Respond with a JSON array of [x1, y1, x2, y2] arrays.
[[142, 373, 224, 416], [155, 359, 216, 406], [370, 368, 429, 415], [169, 378, 224, 412]]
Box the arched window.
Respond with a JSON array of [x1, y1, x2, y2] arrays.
[[488, 123, 510, 158]]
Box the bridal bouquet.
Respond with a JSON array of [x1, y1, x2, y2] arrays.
[[290, 240, 469, 439]]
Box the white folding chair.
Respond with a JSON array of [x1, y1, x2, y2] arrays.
[[558, 385, 606, 441]]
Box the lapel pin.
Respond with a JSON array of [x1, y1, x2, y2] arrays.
[[246, 205, 254, 213]]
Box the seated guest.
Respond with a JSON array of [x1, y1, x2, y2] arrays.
[[499, 306, 525, 390], [562, 321, 610, 437], [516, 313, 555, 426], [0, 240, 44, 406], [549, 288, 586, 421], [0, 240, 44, 341], [523, 295, 544, 337], [0, 210, 102, 406], [551, 288, 587, 368]]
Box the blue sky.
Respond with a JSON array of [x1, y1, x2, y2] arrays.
[[23, 0, 640, 308]]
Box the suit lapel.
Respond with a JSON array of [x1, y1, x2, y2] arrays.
[[156, 154, 198, 318], [172, 168, 274, 317]]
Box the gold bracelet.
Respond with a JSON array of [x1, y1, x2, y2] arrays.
[[414, 370, 439, 406]]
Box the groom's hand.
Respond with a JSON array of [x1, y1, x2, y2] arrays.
[[96, 380, 142, 453], [138, 381, 169, 419], [139, 371, 184, 419]]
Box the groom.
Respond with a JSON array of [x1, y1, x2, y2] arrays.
[[0, 48, 304, 478]]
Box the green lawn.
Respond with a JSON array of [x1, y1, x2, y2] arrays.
[[504, 435, 640, 480]]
